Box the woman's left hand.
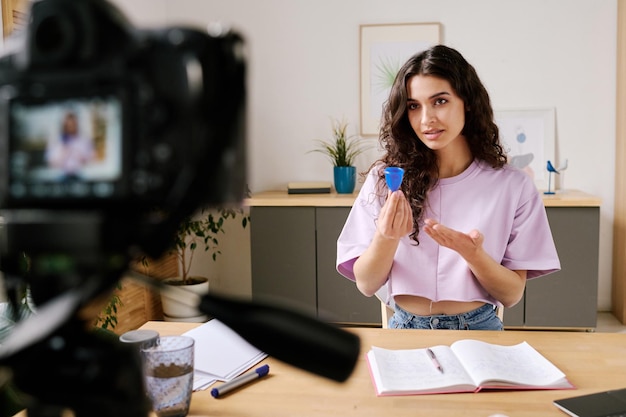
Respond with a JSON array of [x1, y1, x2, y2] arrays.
[[423, 218, 483, 260], [423, 218, 526, 307]]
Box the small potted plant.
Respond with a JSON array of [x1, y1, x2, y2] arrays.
[[310, 118, 370, 193], [160, 206, 249, 321]]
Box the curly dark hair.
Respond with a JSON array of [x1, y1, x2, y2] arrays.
[[375, 44, 507, 244]]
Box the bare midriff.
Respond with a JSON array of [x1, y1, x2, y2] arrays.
[[394, 294, 486, 316]]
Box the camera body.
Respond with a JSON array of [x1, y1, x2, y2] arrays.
[[0, 1, 247, 415], [0, 0, 246, 260], [0, 0, 247, 338], [0, 6, 360, 415]]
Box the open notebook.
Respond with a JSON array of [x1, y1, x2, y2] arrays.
[[367, 339, 574, 396]]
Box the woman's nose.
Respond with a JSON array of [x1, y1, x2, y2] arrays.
[[422, 108, 435, 125]]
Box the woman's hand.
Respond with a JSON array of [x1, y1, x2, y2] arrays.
[[423, 218, 526, 307], [353, 190, 413, 297], [377, 190, 413, 240], [423, 218, 483, 259]]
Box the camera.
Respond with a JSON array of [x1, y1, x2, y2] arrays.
[[0, 0, 246, 214], [0, 0, 247, 300], [0, 0, 247, 415], [0, 2, 359, 416], [0, 0, 247, 214]]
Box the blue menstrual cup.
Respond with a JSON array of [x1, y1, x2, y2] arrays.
[[384, 167, 404, 192]]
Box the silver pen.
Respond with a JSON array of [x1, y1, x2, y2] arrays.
[[427, 348, 444, 373], [211, 364, 270, 398]]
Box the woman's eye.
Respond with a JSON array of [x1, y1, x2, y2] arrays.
[[407, 103, 419, 110], [434, 98, 448, 106]]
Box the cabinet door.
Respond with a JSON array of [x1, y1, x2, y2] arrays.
[[250, 207, 317, 316], [524, 207, 599, 328], [316, 207, 381, 325]]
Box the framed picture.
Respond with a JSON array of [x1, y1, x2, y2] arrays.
[[494, 108, 556, 190], [359, 22, 441, 136]]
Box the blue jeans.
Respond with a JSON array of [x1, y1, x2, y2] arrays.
[[389, 303, 503, 330]]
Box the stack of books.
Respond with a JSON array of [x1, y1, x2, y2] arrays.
[[287, 181, 331, 194]]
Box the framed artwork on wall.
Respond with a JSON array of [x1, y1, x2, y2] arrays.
[[494, 108, 556, 191], [359, 22, 441, 136]]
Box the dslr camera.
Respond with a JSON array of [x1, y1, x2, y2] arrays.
[[0, 2, 359, 416], [0, 0, 246, 303], [0, 0, 246, 415]]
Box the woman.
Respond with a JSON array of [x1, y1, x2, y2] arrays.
[[336, 45, 560, 330], [46, 111, 95, 179]]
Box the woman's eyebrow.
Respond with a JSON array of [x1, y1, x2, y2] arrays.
[[429, 91, 451, 99], [407, 91, 450, 102]]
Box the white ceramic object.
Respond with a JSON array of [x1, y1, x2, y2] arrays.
[[163, 313, 209, 323], [161, 277, 209, 319]]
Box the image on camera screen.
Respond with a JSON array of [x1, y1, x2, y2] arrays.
[[8, 96, 123, 200]]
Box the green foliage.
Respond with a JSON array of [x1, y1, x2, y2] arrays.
[[173, 207, 249, 284], [0, 288, 31, 417], [310, 118, 370, 167], [373, 55, 402, 93], [0, 382, 25, 417], [94, 282, 123, 331], [95, 204, 250, 330], [0, 288, 35, 342]]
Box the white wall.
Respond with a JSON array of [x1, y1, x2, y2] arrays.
[[112, 0, 617, 308]]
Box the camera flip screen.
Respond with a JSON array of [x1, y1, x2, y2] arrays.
[[8, 96, 123, 201]]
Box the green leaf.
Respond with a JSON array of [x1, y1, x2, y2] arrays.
[[308, 117, 371, 166]]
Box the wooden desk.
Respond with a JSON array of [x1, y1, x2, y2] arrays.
[[140, 321, 626, 417]]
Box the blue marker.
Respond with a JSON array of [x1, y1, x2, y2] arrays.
[[384, 167, 404, 192], [211, 364, 270, 398]]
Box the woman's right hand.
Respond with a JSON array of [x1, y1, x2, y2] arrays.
[[353, 190, 413, 296], [376, 190, 413, 240]]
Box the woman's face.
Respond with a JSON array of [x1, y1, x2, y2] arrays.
[[63, 114, 78, 135], [406, 74, 466, 153]]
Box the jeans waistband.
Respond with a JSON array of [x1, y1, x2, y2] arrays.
[[390, 302, 502, 330], [395, 302, 493, 319]]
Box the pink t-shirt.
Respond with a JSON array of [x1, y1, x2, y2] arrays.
[[336, 160, 561, 307]]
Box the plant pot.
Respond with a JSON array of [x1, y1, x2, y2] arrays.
[[334, 166, 356, 194], [161, 276, 209, 322]]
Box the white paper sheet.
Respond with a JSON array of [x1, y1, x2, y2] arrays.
[[183, 319, 267, 391]]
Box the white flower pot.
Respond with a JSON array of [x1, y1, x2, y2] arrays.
[[161, 276, 209, 321]]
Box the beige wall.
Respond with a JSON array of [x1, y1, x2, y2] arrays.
[[1, 1, 617, 308], [113, 0, 618, 309]]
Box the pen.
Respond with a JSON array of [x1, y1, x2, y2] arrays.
[[211, 364, 270, 398], [427, 348, 444, 373]]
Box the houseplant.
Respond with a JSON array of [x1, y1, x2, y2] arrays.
[[160, 206, 249, 321], [310, 118, 370, 193], [94, 284, 122, 331]]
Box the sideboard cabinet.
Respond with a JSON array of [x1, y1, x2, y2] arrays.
[[247, 190, 601, 329]]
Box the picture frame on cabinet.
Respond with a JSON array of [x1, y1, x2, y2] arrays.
[[495, 108, 556, 191]]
